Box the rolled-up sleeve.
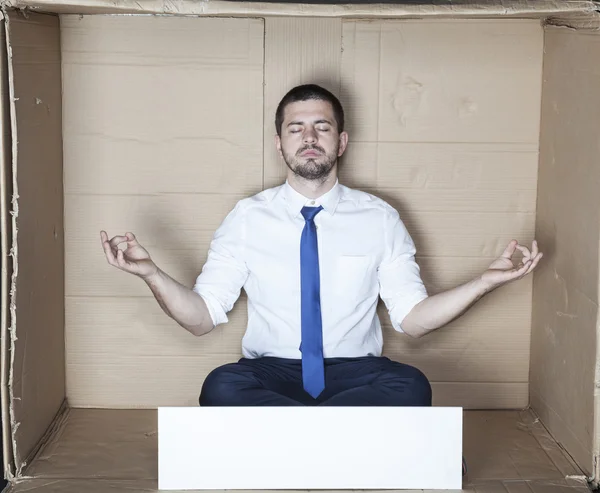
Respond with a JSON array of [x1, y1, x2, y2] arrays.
[[378, 208, 428, 332], [193, 201, 249, 327]]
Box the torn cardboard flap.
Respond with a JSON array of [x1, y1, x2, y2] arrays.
[[3, 7, 20, 480], [0, 2, 12, 483], [3, 8, 66, 478], [1, 0, 599, 18]]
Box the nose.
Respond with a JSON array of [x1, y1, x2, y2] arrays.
[[303, 127, 317, 144]]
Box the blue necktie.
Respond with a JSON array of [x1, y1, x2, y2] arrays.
[[300, 205, 325, 398]]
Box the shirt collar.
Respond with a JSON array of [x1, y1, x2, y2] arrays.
[[283, 179, 342, 218]]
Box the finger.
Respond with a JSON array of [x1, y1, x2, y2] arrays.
[[126, 232, 139, 245], [101, 236, 118, 265], [100, 231, 112, 250], [109, 235, 128, 249], [116, 249, 126, 269], [116, 249, 135, 272], [515, 244, 532, 261], [514, 259, 532, 278], [531, 240, 539, 258], [501, 240, 518, 259], [525, 252, 543, 275], [497, 261, 530, 283]]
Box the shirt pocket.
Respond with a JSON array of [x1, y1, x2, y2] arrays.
[[333, 255, 374, 301]]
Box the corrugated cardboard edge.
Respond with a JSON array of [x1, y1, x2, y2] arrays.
[[1, 6, 20, 479], [0, 0, 598, 18], [0, 7, 13, 482]]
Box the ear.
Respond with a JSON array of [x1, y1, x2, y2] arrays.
[[275, 134, 283, 158], [337, 131, 349, 157]]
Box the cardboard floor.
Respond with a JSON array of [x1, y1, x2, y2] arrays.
[[2, 408, 592, 492]]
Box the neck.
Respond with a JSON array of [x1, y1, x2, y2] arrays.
[[287, 168, 338, 200]]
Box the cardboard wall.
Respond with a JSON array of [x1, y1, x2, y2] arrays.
[[531, 25, 600, 478], [63, 15, 543, 410], [61, 15, 265, 407], [6, 12, 65, 471], [335, 18, 541, 408]]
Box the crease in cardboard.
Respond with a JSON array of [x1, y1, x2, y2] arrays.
[[518, 408, 590, 485], [545, 12, 600, 30], [9, 479, 64, 492], [530, 395, 594, 483], [2, 7, 22, 478], [21, 402, 70, 472]]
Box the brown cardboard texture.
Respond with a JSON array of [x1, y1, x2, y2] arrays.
[[2, 9, 65, 479], [1, 1, 600, 492]]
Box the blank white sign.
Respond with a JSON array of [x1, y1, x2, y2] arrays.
[[158, 406, 463, 490]]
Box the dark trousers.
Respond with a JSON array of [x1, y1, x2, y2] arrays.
[[199, 356, 432, 406]]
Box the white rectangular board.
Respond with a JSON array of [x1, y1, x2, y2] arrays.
[[158, 406, 463, 490]]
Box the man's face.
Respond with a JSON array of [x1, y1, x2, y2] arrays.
[[276, 99, 348, 181]]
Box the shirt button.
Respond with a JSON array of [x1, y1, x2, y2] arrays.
[[310, 201, 315, 205]]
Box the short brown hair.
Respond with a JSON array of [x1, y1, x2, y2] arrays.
[[275, 84, 345, 137]]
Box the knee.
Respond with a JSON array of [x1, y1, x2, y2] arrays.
[[199, 364, 244, 406], [404, 366, 432, 406], [380, 363, 432, 406]]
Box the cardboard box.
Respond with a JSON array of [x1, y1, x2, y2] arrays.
[[0, 0, 599, 491]]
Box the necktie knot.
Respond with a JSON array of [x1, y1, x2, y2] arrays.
[[301, 205, 323, 222]]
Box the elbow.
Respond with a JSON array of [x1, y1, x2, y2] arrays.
[[188, 292, 219, 336], [187, 326, 211, 337], [398, 311, 427, 338], [181, 318, 214, 337], [396, 298, 429, 338], [400, 323, 427, 339]]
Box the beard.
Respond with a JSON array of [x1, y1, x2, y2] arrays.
[[282, 143, 339, 181]]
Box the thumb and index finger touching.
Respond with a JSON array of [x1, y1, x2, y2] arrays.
[[500, 238, 543, 279], [100, 230, 141, 265], [101, 230, 138, 245], [501, 239, 539, 260]]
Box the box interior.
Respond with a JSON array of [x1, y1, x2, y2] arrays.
[[1, 1, 600, 491]]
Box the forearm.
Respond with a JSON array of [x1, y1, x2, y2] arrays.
[[401, 276, 492, 338], [143, 268, 214, 336]]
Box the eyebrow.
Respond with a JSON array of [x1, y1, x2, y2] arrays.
[[287, 119, 333, 127]]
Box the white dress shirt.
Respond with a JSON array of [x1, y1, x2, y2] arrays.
[[193, 179, 428, 359]]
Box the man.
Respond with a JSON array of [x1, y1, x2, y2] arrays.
[[100, 84, 543, 409]]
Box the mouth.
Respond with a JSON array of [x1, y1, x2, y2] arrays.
[[300, 149, 322, 157]]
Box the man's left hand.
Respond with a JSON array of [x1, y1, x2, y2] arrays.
[[480, 239, 543, 292]]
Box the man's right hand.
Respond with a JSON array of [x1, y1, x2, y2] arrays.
[[100, 231, 213, 336], [100, 231, 159, 280]]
